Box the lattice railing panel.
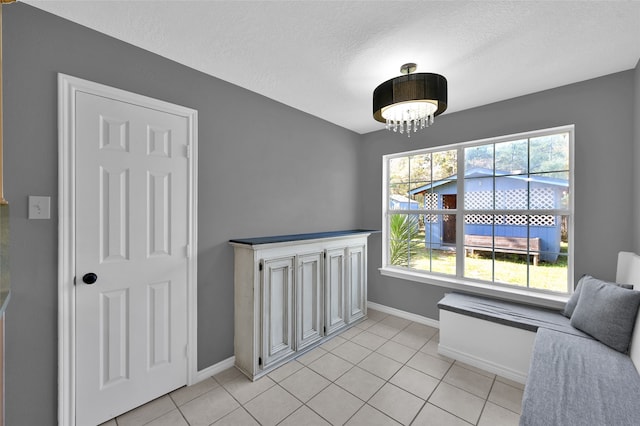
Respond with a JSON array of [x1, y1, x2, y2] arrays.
[[464, 214, 556, 227], [465, 187, 555, 210], [419, 188, 557, 226], [424, 193, 438, 223], [465, 190, 492, 209], [529, 188, 555, 209], [463, 187, 556, 227]]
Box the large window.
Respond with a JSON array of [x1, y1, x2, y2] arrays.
[[382, 125, 573, 296]]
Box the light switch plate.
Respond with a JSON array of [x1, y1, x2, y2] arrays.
[[29, 196, 51, 219]]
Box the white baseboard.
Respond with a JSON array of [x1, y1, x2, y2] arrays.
[[438, 343, 527, 384], [192, 356, 236, 384], [367, 301, 439, 329]]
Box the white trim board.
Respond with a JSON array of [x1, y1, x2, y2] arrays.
[[58, 74, 199, 426], [367, 301, 439, 329], [438, 344, 528, 384], [193, 357, 236, 384]]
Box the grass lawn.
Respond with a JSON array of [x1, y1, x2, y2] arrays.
[[407, 242, 569, 293]]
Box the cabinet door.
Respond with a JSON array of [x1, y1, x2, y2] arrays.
[[324, 248, 347, 335], [296, 252, 324, 350], [261, 257, 295, 368], [346, 245, 366, 323]]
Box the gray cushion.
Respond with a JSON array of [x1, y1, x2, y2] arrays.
[[563, 275, 633, 318], [520, 328, 640, 426], [570, 277, 640, 353], [438, 292, 591, 338]]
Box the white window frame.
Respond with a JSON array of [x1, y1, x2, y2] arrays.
[[380, 125, 575, 308]]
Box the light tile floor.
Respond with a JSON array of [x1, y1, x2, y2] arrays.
[[101, 309, 523, 426]]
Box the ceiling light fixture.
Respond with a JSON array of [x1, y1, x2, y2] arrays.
[[373, 63, 447, 137]]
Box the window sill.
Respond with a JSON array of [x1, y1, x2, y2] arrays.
[[379, 266, 569, 310]]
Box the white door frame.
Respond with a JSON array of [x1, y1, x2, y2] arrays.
[[57, 73, 198, 426]]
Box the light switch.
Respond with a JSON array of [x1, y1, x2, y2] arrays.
[[29, 196, 51, 219]]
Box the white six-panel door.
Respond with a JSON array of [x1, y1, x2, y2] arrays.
[[72, 88, 192, 425]]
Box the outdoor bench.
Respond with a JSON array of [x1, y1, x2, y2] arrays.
[[438, 251, 640, 425], [464, 234, 540, 266]]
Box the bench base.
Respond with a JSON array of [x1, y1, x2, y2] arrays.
[[438, 310, 535, 384]]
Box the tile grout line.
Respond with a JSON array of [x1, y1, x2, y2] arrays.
[[273, 311, 392, 425], [475, 375, 498, 425], [288, 313, 404, 425], [328, 318, 444, 425], [275, 372, 334, 425], [420, 355, 471, 426], [168, 393, 192, 426], [218, 375, 270, 425], [340, 321, 442, 425], [281, 312, 390, 425]]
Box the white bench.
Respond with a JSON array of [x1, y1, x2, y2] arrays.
[[437, 293, 580, 383], [438, 251, 640, 389]]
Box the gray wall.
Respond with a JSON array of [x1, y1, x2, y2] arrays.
[[361, 70, 636, 320], [3, 4, 360, 424]]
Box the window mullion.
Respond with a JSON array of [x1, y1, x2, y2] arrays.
[[456, 147, 465, 279], [527, 139, 531, 289]]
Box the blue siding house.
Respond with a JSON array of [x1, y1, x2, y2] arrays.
[[389, 194, 420, 210], [409, 168, 568, 262]]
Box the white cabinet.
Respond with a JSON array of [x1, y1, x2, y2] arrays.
[[231, 231, 371, 380]]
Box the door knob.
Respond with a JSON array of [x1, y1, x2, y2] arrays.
[[82, 273, 98, 284]]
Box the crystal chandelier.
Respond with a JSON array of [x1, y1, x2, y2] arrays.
[[373, 63, 448, 137]]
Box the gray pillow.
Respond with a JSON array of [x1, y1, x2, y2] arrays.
[[563, 275, 633, 318], [570, 277, 640, 353]]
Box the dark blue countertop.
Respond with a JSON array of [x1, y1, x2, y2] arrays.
[[229, 229, 379, 246]]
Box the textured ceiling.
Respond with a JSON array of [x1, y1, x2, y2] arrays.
[[24, 1, 640, 134]]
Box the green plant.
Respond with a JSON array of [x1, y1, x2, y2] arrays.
[[389, 215, 422, 267]]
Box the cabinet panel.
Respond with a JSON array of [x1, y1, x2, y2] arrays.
[[325, 248, 347, 335], [296, 252, 323, 350], [261, 257, 295, 367], [347, 245, 366, 323]]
